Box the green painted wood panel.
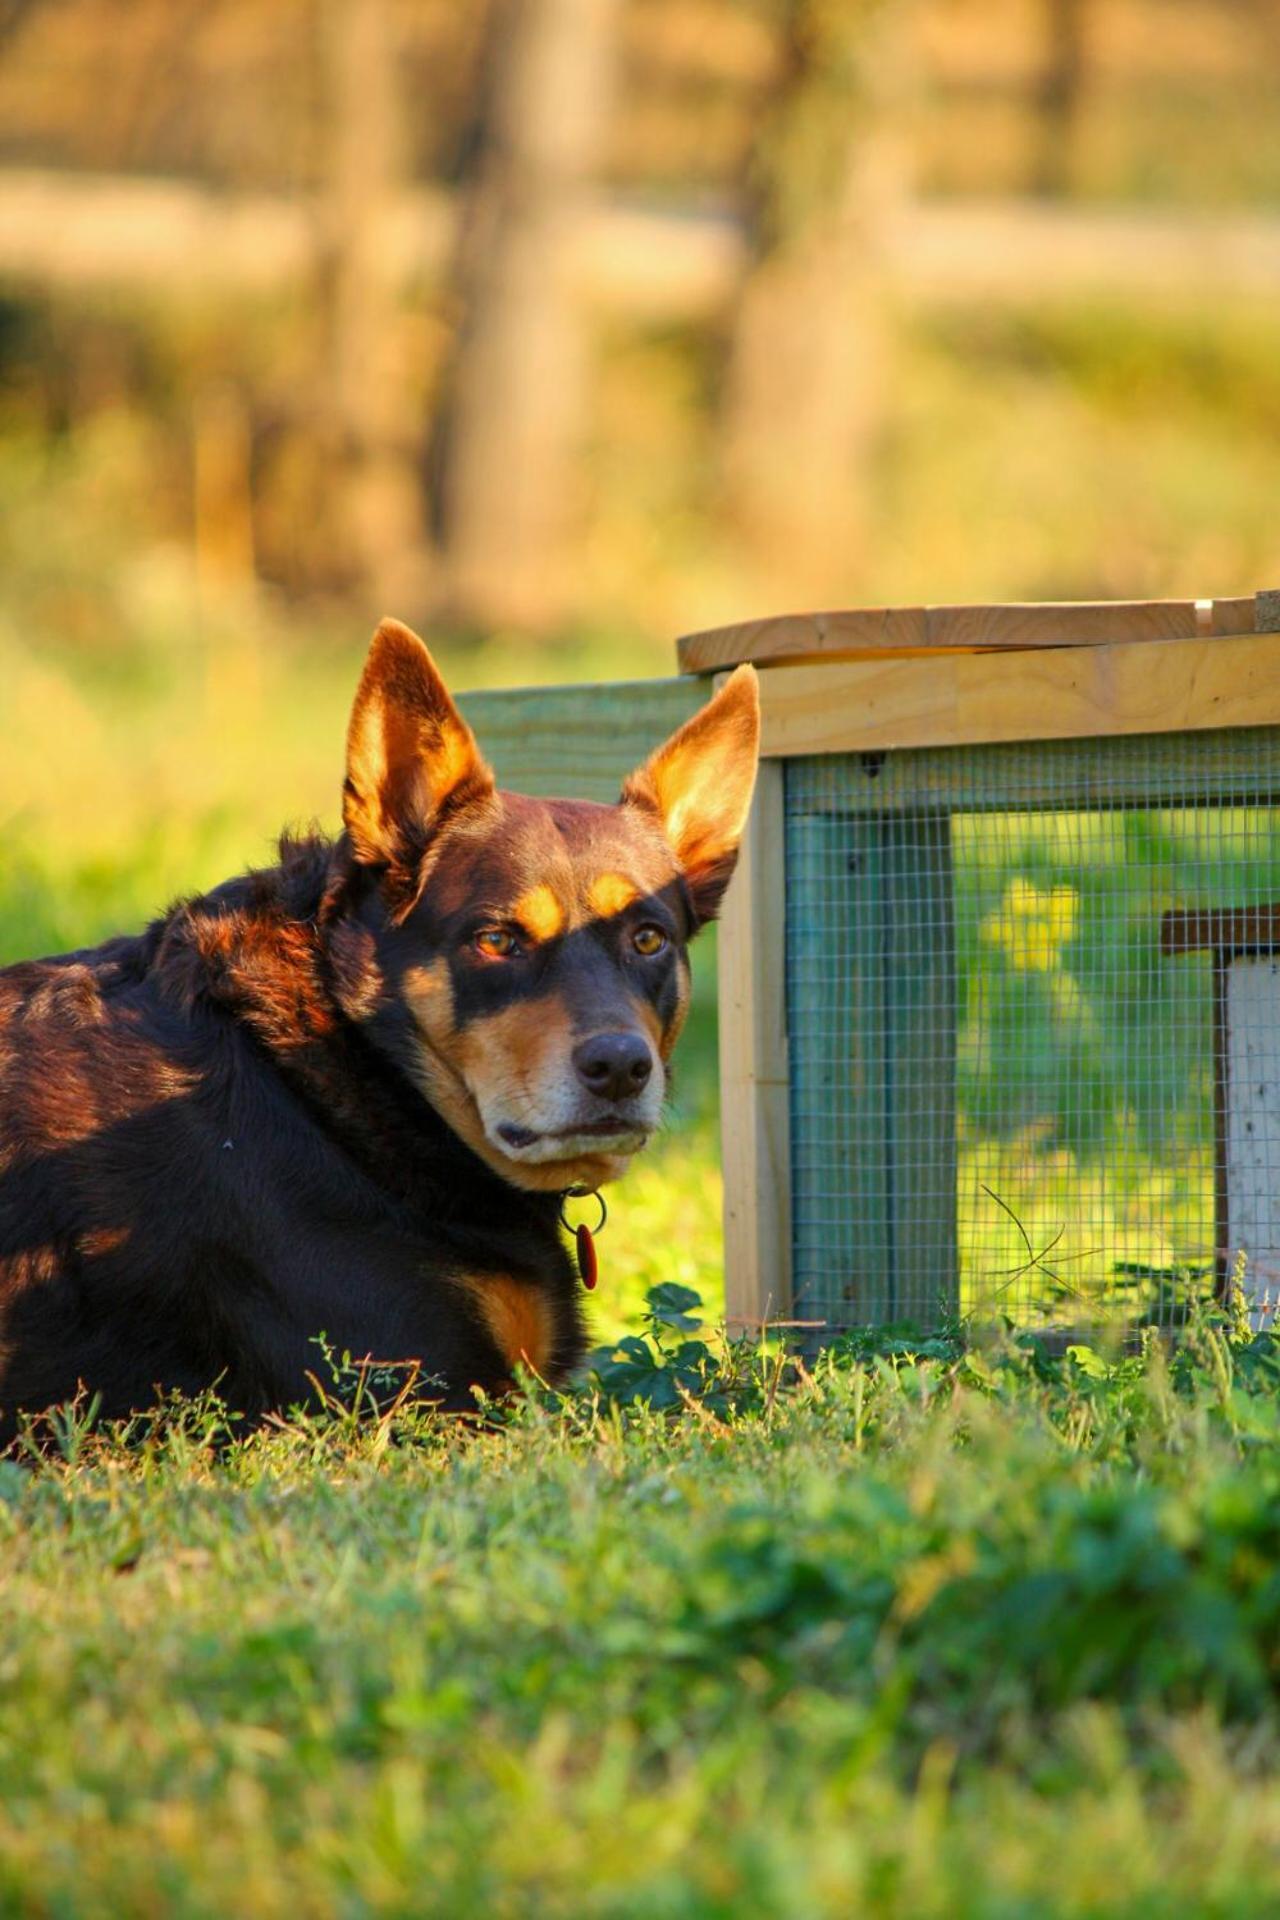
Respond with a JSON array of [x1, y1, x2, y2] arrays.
[[457, 677, 705, 803], [786, 763, 957, 1330], [796, 728, 1280, 816]]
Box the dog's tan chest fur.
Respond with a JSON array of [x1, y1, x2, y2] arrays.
[[455, 1273, 554, 1377]]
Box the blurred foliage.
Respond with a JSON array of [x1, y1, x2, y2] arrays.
[[3, 0, 1279, 203], [5, 290, 1280, 656], [0, 0, 1276, 635], [739, 0, 897, 247]]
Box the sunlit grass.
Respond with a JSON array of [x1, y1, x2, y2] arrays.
[[4, 1321, 1280, 1914]]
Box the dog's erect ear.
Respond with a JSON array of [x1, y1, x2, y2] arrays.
[[622, 664, 760, 925], [343, 619, 493, 868]]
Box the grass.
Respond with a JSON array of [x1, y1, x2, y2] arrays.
[[6, 1312, 1280, 1914]]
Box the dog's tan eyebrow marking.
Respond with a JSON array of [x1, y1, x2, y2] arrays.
[[587, 872, 640, 920], [512, 886, 566, 943]]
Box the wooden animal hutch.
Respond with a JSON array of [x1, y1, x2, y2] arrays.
[[464, 591, 1280, 1339]]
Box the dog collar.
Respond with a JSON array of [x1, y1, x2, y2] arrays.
[[558, 1187, 607, 1291]]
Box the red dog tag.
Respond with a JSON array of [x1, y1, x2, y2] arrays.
[[576, 1223, 598, 1291]]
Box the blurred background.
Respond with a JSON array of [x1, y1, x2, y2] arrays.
[[5, 0, 1280, 668], [2, 0, 1279, 1322]]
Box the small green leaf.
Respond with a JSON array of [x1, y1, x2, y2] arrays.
[[646, 1283, 705, 1331]]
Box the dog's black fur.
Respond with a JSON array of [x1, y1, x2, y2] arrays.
[[0, 621, 759, 1438]]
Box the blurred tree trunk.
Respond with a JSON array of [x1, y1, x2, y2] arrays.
[[0, 2, 40, 50], [720, 0, 913, 603], [433, 0, 621, 631], [1034, 0, 1087, 197], [194, 384, 263, 722], [193, 383, 255, 603], [314, 0, 427, 610]]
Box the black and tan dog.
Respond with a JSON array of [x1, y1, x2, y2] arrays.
[[0, 622, 759, 1436]]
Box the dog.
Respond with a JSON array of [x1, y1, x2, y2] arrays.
[[0, 621, 759, 1436]]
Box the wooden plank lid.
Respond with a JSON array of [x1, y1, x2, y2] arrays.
[[677, 593, 1275, 675]]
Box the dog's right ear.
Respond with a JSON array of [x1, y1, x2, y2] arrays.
[[621, 664, 760, 926], [343, 619, 493, 869]]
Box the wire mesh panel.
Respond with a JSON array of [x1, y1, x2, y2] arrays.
[[785, 728, 1280, 1335]]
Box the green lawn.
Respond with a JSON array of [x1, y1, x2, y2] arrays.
[[5, 1320, 1280, 1915]]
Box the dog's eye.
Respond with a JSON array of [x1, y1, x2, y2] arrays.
[[632, 925, 668, 957], [474, 928, 521, 959]]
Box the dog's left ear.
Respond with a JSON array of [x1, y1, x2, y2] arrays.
[[622, 664, 760, 925], [344, 618, 493, 869]]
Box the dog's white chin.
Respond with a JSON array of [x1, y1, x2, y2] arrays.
[[489, 1126, 650, 1165], [479, 1126, 649, 1194]]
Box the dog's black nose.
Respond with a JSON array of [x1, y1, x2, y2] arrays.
[[572, 1032, 653, 1102]]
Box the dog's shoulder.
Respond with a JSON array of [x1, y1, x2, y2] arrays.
[[0, 927, 155, 1053]]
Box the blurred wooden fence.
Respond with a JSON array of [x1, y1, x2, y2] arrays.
[[3, 168, 1280, 309]]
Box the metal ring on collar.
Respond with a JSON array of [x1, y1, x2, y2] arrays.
[[558, 1187, 607, 1235]]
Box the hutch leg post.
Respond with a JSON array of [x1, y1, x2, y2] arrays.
[[718, 759, 792, 1328]]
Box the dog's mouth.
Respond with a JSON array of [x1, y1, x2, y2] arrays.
[[495, 1118, 650, 1161]]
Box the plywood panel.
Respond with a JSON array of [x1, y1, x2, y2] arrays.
[[718, 760, 792, 1329], [458, 677, 703, 802], [756, 630, 1280, 759], [785, 789, 956, 1330], [677, 597, 1259, 673]]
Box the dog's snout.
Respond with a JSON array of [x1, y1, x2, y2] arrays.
[[572, 1032, 653, 1102]]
